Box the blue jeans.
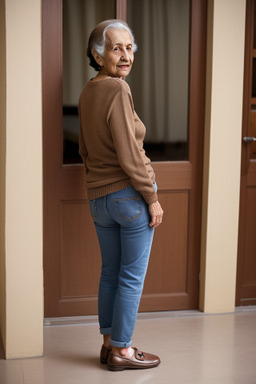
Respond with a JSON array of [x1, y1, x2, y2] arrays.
[[89, 185, 155, 348]]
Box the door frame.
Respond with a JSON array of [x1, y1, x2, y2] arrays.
[[42, 0, 207, 316]]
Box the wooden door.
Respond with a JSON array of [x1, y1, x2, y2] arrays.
[[236, 0, 256, 306], [43, 0, 207, 317]]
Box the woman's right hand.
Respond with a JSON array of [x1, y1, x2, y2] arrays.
[[149, 201, 164, 228]]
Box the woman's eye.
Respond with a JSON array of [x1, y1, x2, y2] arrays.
[[113, 47, 119, 51]]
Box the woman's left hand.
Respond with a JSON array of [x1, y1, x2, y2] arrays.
[[149, 201, 164, 228]]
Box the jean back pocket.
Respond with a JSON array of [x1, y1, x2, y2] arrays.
[[114, 197, 142, 221]]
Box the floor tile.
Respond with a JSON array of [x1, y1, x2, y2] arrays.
[[0, 359, 24, 384]]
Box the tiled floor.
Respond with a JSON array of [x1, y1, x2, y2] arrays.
[[1, 308, 256, 384]]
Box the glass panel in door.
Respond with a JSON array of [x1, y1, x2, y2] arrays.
[[62, 0, 115, 164], [127, 0, 190, 161]]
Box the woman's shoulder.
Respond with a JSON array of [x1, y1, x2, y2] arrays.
[[104, 77, 131, 94], [80, 77, 131, 103]]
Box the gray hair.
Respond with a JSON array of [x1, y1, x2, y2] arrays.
[[87, 19, 137, 71]]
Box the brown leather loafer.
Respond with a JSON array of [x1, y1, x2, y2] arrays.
[[108, 347, 160, 371], [100, 345, 112, 364]]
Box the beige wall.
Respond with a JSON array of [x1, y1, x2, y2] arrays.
[[0, 0, 43, 358], [200, 0, 246, 313], [0, 0, 7, 353]]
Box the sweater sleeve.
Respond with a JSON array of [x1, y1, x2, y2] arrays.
[[108, 84, 158, 205]]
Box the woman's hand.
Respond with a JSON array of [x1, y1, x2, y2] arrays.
[[149, 201, 164, 228]]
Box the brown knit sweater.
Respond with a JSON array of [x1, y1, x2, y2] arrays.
[[78, 77, 158, 205]]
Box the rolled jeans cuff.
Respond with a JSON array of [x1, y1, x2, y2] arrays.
[[110, 338, 132, 348], [100, 327, 112, 335], [100, 327, 132, 348]]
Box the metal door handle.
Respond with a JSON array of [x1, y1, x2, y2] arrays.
[[243, 136, 256, 143]]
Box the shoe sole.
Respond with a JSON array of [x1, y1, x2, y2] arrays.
[[108, 363, 160, 371]]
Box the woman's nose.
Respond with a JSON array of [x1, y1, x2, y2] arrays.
[[121, 49, 129, 61]]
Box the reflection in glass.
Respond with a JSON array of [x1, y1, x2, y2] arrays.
[[127, 0, 190, 161], [62, 0, 115, 164]]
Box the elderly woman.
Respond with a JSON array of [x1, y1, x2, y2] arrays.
[[79, 19, 163, 371]]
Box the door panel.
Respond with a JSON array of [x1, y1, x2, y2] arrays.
[[150, 192, 189, 294], [237, 0, 256, 306], [43, 0, 207, 317], [60, 201, 100, 297], [242, 189, 256, 284]]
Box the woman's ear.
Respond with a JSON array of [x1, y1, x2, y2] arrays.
[[92, 49, 104, 67]]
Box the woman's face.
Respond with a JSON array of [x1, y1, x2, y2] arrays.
[[96, 28, 134, 79]]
